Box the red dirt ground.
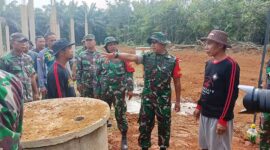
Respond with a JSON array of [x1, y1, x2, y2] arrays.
[[108, 46, 268, 150]]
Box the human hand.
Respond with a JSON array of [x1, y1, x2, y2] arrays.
[[127, 91, 133, 100], [174, 102, 180, 112], [216, 123, 227, 135], [193, 108, 201, 121]]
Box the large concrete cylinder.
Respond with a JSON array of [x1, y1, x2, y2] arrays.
[[21, 98, 110, 150]]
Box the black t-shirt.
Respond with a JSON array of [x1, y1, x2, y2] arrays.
[[198, 57, 240, 121], [47, 62, 76, 98]]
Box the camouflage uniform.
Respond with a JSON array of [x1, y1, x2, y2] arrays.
[[96, 56, 134, 133], [71, 46, 86, 72], [260, 60, 270, 150], [37, 48, 55, 90], [138, 52, 177, 148], [137, 32, 181, 149], [75, 46, 86, 59], [0, 51, 36, 102], [76, 50, 101, 97], [0, 70, 24, 150]]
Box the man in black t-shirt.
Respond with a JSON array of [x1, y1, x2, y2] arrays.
[[47, 39, 76, 98], [194, 30, 240, 150]]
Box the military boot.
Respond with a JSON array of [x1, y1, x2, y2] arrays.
[[121, 132, 128, 150]]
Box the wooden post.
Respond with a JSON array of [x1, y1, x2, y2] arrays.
[[84, 10, 88, 36], [0, 21, 3, 55], [50, 0, 60, 39], [56, 22, 61, 39], [69, 1, 76, 77], [70, 17, 75, 48], [28, 0, 36, 45], [5, 25, 10, 51], [21, 0, 29, 38]]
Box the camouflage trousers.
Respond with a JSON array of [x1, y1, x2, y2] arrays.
[[260, 113, 270, 150], [100, 89, 128, 133], [138, 94, 171, 148], [0, 125, 21, 150]]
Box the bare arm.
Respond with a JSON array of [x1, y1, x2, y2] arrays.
[[173, 77, 181, 112], [173, 77, 181, 103], [31, 74, 39, 100], [102, 52, 140, 63]]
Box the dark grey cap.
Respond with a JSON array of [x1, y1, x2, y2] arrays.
[[52, 38, 75, 55], [10, 33, 28, 42]]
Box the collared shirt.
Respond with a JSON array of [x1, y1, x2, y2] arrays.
[[37, 48, 55, 88]]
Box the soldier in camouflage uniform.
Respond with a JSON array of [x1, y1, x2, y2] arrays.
[[0, 69, 24, 150], [37, 32, 57, 98], [76, 39, 86, 58], [96, 36, 134, 150], [24, 41, 39, 72], [102, 32, 182, 150], [76, 34, 100, 97], [71, 39, 86, 81], [0, 33, 39, 102], [260, 59, 270, 150]]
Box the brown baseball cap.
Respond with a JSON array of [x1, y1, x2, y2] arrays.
[[201, 30, 232, 48]]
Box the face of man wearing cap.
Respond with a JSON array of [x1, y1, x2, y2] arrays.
[[22, 42, 30, 53], [60, 46, 74, 60], [12, 40, 28, 54], [36, 37, 45, 51], [151, 40, 166, 54], [85, 39, 96, 50], [46, 35, 57, 49], [204, 40, 225, 57], [82, 41, 86, 49], [107, 42, 118, 53]]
